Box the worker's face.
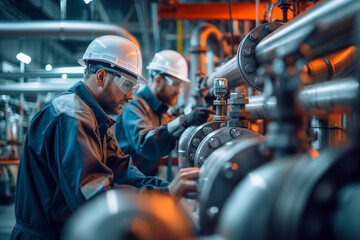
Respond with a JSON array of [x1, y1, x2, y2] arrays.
[[157, 75, 182, 106], [97, 70, 136, 115]]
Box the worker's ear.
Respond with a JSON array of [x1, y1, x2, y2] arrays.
[[95, 69, 106, 88]]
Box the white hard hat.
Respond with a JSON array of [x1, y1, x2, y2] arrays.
[[78, 35, 148, 84], [147, 50, 190, 83]]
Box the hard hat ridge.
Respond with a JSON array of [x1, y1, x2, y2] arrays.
[[147, 50, 190, 83], [79, 35, 148, 84]]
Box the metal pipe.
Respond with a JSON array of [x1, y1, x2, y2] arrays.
[[246, 95, 276, 120], [206, 45, 357, 95], [190, 23, 231, 95], [304, 46, 358, 82], [0, 82, 77, 95], [307, 115, 346, 150], [0, 21, 141, 52], [178, 126, 198, 169], [151, 3, 160, 53], [0, 67, 84, 79], [246, 77, 359, 120], [297, 77, 359, 114], [255, 0, 259, 27], [135, 0, 151, 61], [60, 0, 66, 20], [206, 56, 245, 95], [255, 0, 360, 64], [94, 0, 111, 22]]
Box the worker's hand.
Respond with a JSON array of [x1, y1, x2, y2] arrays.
[[168, 167, 200, 200], [181, 108, 213, 127]]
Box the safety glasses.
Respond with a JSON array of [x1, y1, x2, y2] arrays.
[[162, 75, 183, 88], [105, 70, 140, 95]]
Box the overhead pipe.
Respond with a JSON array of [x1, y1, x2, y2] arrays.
[[0, 66, 85, 80], [0, 81, 78, 95], [135, 0, 151, 61], [189, 23, 231, 96], [246, 77, 359, 120], [0, 21, 141, 52], [255, 0, 360, 65]]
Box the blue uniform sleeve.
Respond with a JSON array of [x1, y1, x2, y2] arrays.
[[115, 103, 177, 161], [105, 130, 169, 190]]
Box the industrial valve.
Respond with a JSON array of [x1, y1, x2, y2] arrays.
[[213, 78, 228, 121]]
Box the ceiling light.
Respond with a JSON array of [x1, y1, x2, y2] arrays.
[[16, 52, 31, 64], [62, 74, 68, 80], [84, 0, 93, 4], [45, 64, 52, 71]]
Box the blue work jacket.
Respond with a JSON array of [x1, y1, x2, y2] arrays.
[[115, 86, 178, 176], [11, 81, 168, 240]]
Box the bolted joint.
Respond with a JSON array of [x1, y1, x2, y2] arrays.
[[199, 156, 206, 166], [244, 63, 256, 74], [189, 153, 195, 162], [202, 126, 213, 136], [242, 47, 253, 57], [266, 23, 275, 32], [209, 137, 220, 148], [230, 128, 243, 138], [250, 32, 260, 42], [192, 138, 201, 147]]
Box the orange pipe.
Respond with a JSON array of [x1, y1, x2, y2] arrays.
[[158, 3, 293, 21]]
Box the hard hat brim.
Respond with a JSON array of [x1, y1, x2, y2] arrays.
[[146, 66, 190, 84], [79, 58, 149, 85]]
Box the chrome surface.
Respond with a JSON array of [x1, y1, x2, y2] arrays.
[[255, 1, 360, 64]]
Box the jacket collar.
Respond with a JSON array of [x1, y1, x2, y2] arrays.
[[71, 81, 115, 128], [138, 86, 168, 115]]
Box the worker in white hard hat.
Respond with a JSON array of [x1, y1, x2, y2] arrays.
[[11, 36, 200, 240], [115, 50, 212, 176]]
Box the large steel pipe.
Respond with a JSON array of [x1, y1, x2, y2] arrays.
[[206, 56, 245, 93], [304, 46, 358, 82], [0, 21, 141, 51], [297, 77, 359, 114], [255, 1, 360, 65], [246, 77, 359, 120], [206, 44, 357, 95]]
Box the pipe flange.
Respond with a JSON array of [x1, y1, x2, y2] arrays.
[[194, 127, 260, 167], [237, 22, 283, 91], [185, 121, 226, 165], [198, 136, 270, 235]]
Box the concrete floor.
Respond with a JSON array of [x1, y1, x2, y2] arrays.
[[0, 203, 15, 240]]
